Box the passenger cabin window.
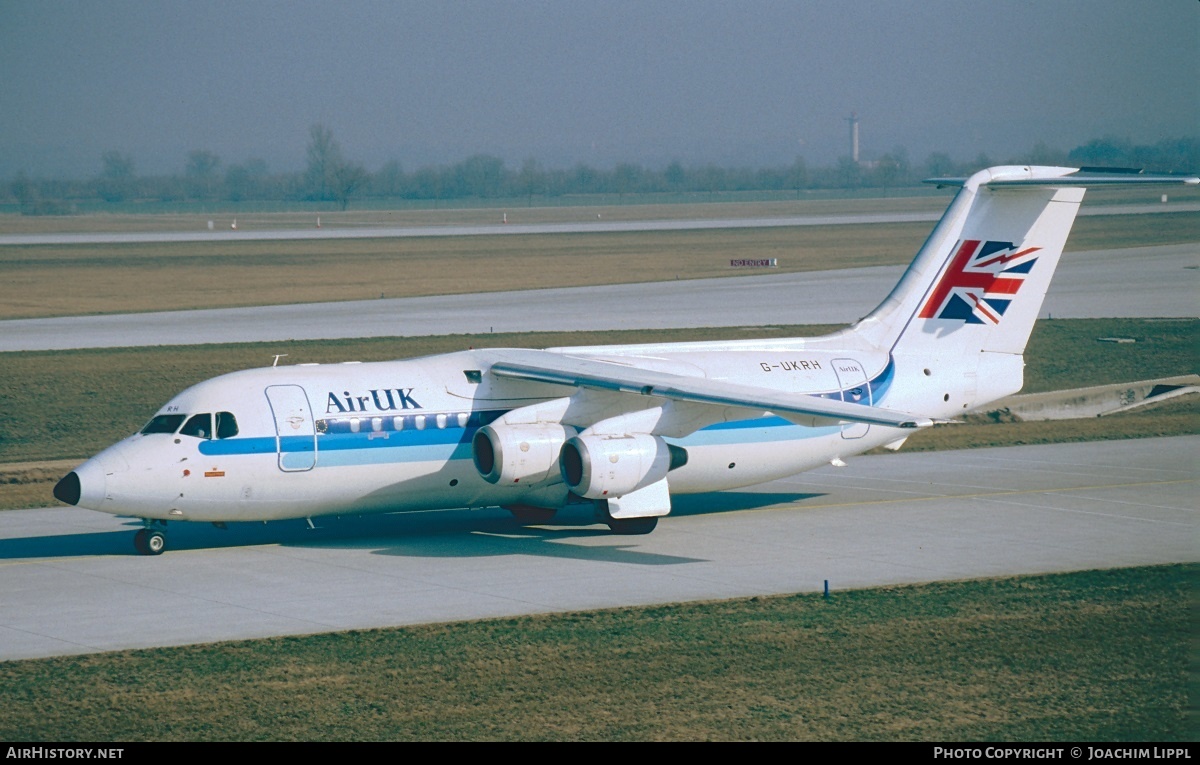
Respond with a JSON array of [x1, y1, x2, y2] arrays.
[[141, 413, 186, 435], [319, 411, 487, 434]]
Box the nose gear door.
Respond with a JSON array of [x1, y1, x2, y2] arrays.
[[265, 385, 317, 471]]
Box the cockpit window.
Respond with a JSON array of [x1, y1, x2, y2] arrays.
[[179, 413, 212, 439], [141, 414, 187, 435], [176, 412, 240, 440], [215, 412, 239, 439]]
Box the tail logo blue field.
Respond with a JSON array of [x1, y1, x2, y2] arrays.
[[918, 240, 1041, 325]]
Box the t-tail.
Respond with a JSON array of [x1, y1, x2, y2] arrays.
[[833, 165, 1198, 416]]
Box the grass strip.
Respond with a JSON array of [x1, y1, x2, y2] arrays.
[[0, 564, 1190, 741]]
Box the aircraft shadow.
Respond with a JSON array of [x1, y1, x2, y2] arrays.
[[0, 490, 826, 562], [670, 492, 825, 517]]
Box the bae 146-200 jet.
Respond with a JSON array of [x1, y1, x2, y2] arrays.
[[53, 165, 1198, 554]]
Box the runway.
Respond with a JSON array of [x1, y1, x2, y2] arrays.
[[1, 201, 1195, 246], [0, 211, 943, 246], [1, 243, 1196, 352], [1, 436, 1195, 661]]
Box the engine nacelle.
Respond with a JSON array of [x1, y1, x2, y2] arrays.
[[560, 433, 686, 499], [472, 423, 577, 485]]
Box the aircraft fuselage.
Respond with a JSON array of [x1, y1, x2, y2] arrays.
[[66, 346, 904, 524]]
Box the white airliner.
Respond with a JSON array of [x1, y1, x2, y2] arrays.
[[53, 165, 1197, 554]]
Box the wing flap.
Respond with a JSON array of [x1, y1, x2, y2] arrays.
[[487, 349, 934, 429]]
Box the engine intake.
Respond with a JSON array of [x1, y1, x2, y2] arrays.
[[472, 423, 577, 485], [560, 433, 687, 499]]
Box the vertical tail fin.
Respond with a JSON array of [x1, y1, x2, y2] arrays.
[[852, 166, 1089, 355], [843, 165, 1197, 413]]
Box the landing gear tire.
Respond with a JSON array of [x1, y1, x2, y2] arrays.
[[606, 516, 658, 535], [504, 505, 558, 524], [134, 528, 166, 556]]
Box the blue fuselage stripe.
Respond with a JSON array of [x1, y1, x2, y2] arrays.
[[199, 414, 840, 464], [197, 359, 893, 464]]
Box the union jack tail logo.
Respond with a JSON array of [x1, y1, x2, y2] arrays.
[[917, 240, 1041, 324]]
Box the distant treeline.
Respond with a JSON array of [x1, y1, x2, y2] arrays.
[[5, 129, 1198, 215]]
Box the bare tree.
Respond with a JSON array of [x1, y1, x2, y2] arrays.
[[873, 152, 904, 191], [304, 124, 343, 201], [303, 123, 370, 209], [11, 172, 37, 213], [98, 150, 136, 202], [185, 150, 221, 200], [224, 159, 268, 202], [786, 156, 809, 197], [518, 158, 544, 205], [330, 161, 368, 211], [923, 152, 956, 178], [453, 154, 506, 198]]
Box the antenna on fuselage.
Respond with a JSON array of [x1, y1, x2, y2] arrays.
[[273, 354, 288, 367]]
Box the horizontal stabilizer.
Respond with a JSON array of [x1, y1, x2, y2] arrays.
[[926, 168, 1200, 188]]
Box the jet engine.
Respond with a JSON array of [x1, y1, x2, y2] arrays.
[[472, 423, 577, 485], [559, 433, 687, 499]]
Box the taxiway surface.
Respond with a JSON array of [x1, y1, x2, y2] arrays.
[[1, 436, 1195, 660], [1, 243, 1196, 352]]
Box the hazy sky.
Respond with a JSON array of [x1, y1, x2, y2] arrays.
[[2, 0, 1196, 178]]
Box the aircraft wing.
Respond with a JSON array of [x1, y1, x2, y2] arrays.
[[487, 349, 934, 429]]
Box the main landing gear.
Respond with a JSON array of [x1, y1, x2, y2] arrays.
[[506, 501, 659, 534], [133, 522, 167, 555], [504, 505, 559, 524]]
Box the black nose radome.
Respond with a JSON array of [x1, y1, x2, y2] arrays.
[[53, 472, 81, 506]]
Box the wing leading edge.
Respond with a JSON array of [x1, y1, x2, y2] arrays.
[[486, 349, 935, 430]]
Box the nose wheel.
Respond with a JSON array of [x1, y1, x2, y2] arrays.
[[133, 527, 166, 556]]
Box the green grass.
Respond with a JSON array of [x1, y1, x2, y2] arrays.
[[1021, 317, 1198, 392], [0, 564, 1190, 741]]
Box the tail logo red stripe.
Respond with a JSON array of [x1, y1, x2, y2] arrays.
[[918, 240, 1040, 325]]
